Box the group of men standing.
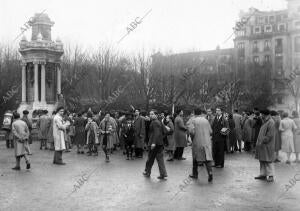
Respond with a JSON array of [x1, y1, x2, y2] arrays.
[[4, 105, 300, 185]]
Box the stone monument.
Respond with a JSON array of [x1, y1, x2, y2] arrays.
[[18, 13, 64, 116]]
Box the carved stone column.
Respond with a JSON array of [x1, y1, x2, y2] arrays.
[[21, 63, 26, 103], [33, 61, 39, 102], [57, 64, 61, 95], [41, 62, 46, 103]]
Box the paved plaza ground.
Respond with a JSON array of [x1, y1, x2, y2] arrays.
[[0, 141, 300, 211]]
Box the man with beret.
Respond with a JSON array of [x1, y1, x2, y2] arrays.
[[255, 109, 276, 182]]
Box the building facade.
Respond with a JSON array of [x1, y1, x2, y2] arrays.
[[234, 0, 300, 112]]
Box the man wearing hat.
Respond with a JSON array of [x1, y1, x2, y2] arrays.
[[11, 112, 31, 170], [21, 110, 32, 155], [255, 109, 276, 182]]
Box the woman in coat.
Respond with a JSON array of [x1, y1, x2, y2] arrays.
[[164, 115, 175, 161], [99, 113, 116, 162], [279, 112, 297, 164], [85, 115, 99, 156], [73, 112, 87, 154], [174, 110, 187, 160], [292, 111, 300, 163]]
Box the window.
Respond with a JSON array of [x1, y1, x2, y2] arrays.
[[253, 56, 260, 63], [269, 16, 275, 23], [295, 21, 300, 29], [275, 38, 283, 53], [295, 36, 300, 52], [237, 42, 245, 49], [264, 55, 271, 63], [254, 26, 261, 34], [276, 15, 282, 22], [265, 25, 272, 32], [278, 23, 286, 32], [277, 96, 283, 104], [265, 17, 269, 24], [258, 17, 264, 24], [253, 41, 259, 52], [237, 30, 245, 36], [264, 40, 271, 50]]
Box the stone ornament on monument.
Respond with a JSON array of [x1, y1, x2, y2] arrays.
[[17, 13, 64, 117]]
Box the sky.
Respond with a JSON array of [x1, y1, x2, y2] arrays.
[[0, 0, 287, 55]]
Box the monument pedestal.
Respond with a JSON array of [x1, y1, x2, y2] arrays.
[[17, 102, 56, 118]]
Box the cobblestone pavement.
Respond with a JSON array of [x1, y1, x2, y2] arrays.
[[0, 141, 300, 211]]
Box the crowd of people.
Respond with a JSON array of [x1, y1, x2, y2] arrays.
[[2, 106, 300, 182]]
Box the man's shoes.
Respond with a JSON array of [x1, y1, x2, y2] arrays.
[[254, 175, 266, 180], [286, 160, 291, 164], [53, 162, 66, 165], [166, 158, 174, 161], [274, 159, 281, 163], [126, 157, 129, 160], [143, 172, 150, 177], [189, 174, 198, 179], [208, 174, 213, 182], [105, 156, 110, 162], [26, 162, 31, 169], [12, 166, 21, 170], [214, 165, 224, 168], [266, 176, 274, 182], [157, 175, 167, 180], [178, 157, 186, 160]]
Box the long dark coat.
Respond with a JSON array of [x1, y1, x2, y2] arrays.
[[174, 116, 187, 147], [21, 116, 32, 144], [73, 117, 87, 146], [133, 116, 145, 149], [212, 115, 228, 143], [255, 117, 276, 162], [37, 115, 50, 140], [273, 116, 282, 152]]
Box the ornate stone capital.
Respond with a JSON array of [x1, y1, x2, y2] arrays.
[[32, 60, 46, 65]]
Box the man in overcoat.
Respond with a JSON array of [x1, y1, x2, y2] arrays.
[[53, 107, 70, 165], [21, 110, 32, 155], [143, 110, 167, 179], [255, 109, 276, 182], [174, 109, 187, 160], [134, 109, 145, 158], [233, 109, 242, 152], [212, 107, 228, 168], [11, 112, 31, 170], [188, 108, 213, 182]]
